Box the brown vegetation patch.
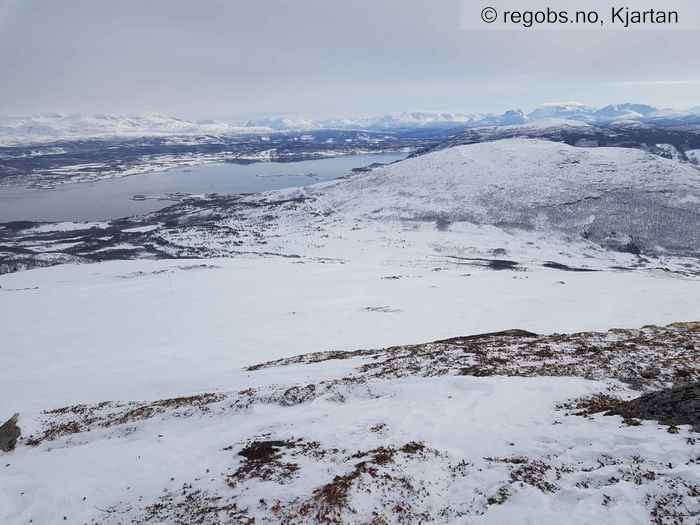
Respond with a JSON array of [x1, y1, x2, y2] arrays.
[[137, 485, 253, 525], [557, 393, 625, 416], [225, 439, 325, 488], [26, 392, 225, 446]]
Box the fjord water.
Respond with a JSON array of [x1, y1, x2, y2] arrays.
[[0, 153, 405, 222]]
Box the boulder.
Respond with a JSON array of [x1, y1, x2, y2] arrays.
[[0, 413, 21, 452], [668, 321, 700, 332], [606, 382, 700, 431]]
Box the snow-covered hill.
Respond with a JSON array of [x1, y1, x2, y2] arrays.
[[310, 139, 700, 256], [2, 139, 700, 275], [421, 115, 700, 164], [527, 102, 596, 121]]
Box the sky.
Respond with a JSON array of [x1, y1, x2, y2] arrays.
[[1, 0, 700, 119]]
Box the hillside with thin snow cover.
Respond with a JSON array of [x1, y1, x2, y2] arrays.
[[3, 138, 699, 275], [317, 139, 700, 255], [419, 118, 700, 162], [2, 138, 700, 523]]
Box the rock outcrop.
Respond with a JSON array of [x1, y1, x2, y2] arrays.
[[0, 413, 20, 452]]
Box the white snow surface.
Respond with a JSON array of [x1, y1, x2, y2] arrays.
[[1, 139, 700, 523], [2, 139, 700, 413], [2, 254, 699, 416], [26, 221, 110, 233], [686, 149, 700, 165], [2, 373, 697, 524], [253, 139, 700, 256], [0, 113, 267, 145], [315, 138, 698, 217]]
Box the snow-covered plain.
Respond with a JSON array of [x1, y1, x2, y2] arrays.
[[1, 138, 700, 523]]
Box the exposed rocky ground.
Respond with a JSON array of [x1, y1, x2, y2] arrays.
[[4, 323, 699, 524], [0, 413, 20, 452], [608, 382, 700, 432]]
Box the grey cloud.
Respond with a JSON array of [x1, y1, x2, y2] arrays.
[[1, 0, 699, 118]]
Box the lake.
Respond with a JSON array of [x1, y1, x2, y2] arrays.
[[0, 153, 405, 222]]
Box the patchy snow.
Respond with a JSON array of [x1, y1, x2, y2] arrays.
[[654, 143, 683, 161], [317, 139, 697, 218], [4, 139, 700, 274], [120, 224, 161, 233], [2, 138, 700, 523], [1, 326, 698, 524], [26, 221, 110, 233], [686, 149, 700, 165], [91, 242, 141, 253], [24, 241, 84, 253]]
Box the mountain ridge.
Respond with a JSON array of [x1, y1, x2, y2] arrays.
[[4, 103, 700, 144]]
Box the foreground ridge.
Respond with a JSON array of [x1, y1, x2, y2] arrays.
[[3, 323, 699, 524]]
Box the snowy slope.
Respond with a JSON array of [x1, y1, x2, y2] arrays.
[[2, 140, 700, 413], [324, 139, 697, 207], [2, 137, 700, 523], [527, 102, 596, 120], [3, 256, 700, 415], [1, 318, 699, 524], [309, 139, 700, 255]]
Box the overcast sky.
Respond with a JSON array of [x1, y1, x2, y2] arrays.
[[2, 0, 700, 119]]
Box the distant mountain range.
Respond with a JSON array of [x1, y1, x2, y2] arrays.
[[3, 103, 700, 145], [242, 103, 700, 130], [0, 113, 263, 145]]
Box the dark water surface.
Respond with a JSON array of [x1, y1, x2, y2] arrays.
[[0, 153, 405, 222]]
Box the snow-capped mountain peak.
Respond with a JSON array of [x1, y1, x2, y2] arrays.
[[527, 102, 596, 121]]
